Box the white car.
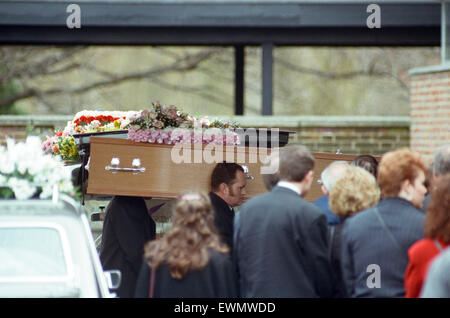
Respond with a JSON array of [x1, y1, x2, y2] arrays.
[[0, 194, 120, 298]]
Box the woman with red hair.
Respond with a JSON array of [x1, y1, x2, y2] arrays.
[[404, 174, 450, 297], [341, 148, 427, 297]]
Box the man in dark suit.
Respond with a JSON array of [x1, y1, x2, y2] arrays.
[[209, 163, 247, 251], [234, 145, 334, 298], [100, 196, 156, 298]]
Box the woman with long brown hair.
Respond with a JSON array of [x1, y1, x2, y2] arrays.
[[134, 191, 239, 298], [404, 173, 450, 298]]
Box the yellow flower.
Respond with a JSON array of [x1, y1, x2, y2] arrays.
[[57, 136, 80, 161]]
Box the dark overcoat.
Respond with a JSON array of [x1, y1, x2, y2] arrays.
[[209, 192, 235, 251], [134, 249, 239, 298], [100, 196, 156, 298], [234, 186, 334, 298], [340, 197, 425, 297]]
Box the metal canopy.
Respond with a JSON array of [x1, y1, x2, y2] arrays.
[[0, 0, 441, 115], [0, 0, 440, 45]]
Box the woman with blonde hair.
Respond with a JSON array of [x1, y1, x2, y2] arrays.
[[340, 148, 427, 297], [134, 191, 239, 298], [328, 166, 380, 297]]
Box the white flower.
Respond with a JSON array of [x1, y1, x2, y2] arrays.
[[64, 121, 77, 135], [8, 177, 37, 200], [1, 136, 76, 200], [0, 154, 15, 174], [200, 117, 210, 127], [120, 119, 130, 129], [0, 174, 6, 186], [91, 120, 101, 128], [39, 184, 54, 199], [103, 122, 116, 130]]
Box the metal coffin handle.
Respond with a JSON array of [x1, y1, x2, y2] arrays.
[[105, 157, 146, 174], [241, 165, 255, 180]]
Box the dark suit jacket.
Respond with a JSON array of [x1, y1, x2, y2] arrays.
[[421, 193, 431, 213], [340, 197, 425, 298], [100, 196, 156, 298], [328, 221, 348, 298], [209, 192, 235, 251], [234, 186, 334, 298]]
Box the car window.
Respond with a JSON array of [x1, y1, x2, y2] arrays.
[[0, 227, 68, 277]]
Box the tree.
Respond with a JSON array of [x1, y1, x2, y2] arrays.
[[0, 45, 440, 116], [0, 46, 226, 114]]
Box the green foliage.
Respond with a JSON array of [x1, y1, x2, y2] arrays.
[[0, 187, 15, 199]]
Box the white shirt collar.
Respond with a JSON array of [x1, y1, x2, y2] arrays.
[[276, 181, 301, 196]]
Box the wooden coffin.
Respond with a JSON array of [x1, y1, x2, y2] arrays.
[[303, 152, 380, 202], [86, 137, 380, 202], [86, 137, 272, 199]]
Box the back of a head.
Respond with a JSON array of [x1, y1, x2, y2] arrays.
[[329, 166, 380, 219], [278, 145, 314, 182], [172, 192, 215, 229], [262, 152, 280, 190], [432, 144, 450, 176], [210, 162, 244, 192], [145, 191, 228, 280], [424, 174, 450, 243], [321, 161, 350, 193], [378, 148, 427, 198], [351, 154, 379, 179]]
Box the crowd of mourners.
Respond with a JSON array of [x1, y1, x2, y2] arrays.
[[98, 143, 450, 298]]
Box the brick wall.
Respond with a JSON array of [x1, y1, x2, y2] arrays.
[[410, 66, 450, 162], [222, 116, 410, 156], [285, 126, 409, 156], [0, 115, 410, 156]]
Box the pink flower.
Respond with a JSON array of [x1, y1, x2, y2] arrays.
[[149, 130, 158, 138], [41, 136, 55, 152], [154, 120, 164, 129], [200, 118, 210, 128], [167, 109, 177, 118], [148, 110, 158, 120]]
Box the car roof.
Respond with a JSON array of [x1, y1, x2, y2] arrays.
[[0, 195, 82, 219]]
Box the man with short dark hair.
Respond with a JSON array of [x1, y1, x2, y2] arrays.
[[209, 163, 247, 250], [234, 145, 334, 298]]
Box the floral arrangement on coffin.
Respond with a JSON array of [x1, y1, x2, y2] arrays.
[[42, 131, 80, 162], [0, 136, 79, 200], [63, 110, 138, 135], [127, 102, 241, 145], [42, 110, 138, 162]]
